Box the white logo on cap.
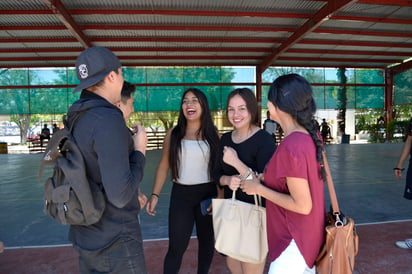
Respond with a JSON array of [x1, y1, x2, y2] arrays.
[[78, 64, 88, 79]]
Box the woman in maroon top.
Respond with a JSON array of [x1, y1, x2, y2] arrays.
[[242, 74, 325, 273]]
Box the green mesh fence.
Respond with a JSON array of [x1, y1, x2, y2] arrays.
[[0, 66, 410, 115], [394, 70, 412, 105]]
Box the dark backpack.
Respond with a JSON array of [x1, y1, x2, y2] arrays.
[[39, 112, 106, 225]]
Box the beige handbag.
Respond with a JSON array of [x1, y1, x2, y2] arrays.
[[316, 151, 359, 274], [212, 191, 267, 264]]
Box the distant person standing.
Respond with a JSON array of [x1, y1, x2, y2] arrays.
[[264, 110, 278, 143], [320, 119, 330, 144], [52, 123, 59, 135], [39, 124, 50, 146], [377, 116, 386, 141], [394, 117, 412, 249]]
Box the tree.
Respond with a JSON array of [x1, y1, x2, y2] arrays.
[[123, 66, 236, 131], [0, 68, 32, 143], [336, 68, 347, 136], [394, 69, 412, 105], [262, 67, 324, 83]]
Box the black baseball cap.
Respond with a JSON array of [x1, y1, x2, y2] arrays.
[[73, 46, 121, 93]]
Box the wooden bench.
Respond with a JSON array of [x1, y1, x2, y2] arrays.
[[27, 131, 168, 153], [147, 131, 166, 150], [27, 137, 47, 154]]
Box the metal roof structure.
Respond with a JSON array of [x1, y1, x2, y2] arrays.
[[1, 0, 412, 74]]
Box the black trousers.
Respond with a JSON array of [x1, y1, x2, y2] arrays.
[[403, 158, 412, 200], [164, 182, 217, 274]]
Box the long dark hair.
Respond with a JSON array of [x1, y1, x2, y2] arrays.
[[268, 73, 324, 177], [169, 88, 219, 181], [226, 88, 259, 126]]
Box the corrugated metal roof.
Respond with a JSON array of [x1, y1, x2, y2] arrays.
[[0, 0, 411, 73]]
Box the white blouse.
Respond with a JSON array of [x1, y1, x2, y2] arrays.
[[177, 139, 211, 185]]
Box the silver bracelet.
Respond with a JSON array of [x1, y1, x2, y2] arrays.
[[239, 168, 253, 181]]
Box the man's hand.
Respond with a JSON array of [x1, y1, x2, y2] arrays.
[[146, 195, 158, 216], [132, 124, 147, 154], [138, 189, 147, 209]]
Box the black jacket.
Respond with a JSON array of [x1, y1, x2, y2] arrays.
[[67, 90, 145, 250]]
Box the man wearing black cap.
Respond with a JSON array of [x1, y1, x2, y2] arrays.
[[66, 47, 148, 273]]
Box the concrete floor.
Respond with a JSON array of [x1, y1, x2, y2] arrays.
[[1, 143, 412, 273]]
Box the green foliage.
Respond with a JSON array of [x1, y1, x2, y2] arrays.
[[356, 108, 410, 143], [262, 67, 324, 83], [394, 105, 412, 119], [336, 68, 347, 135], [355, 115, 366, 134], [366, 123, 386, 143], [394, 70, 412, 105], [353, 69, 384, 85], [1, 66, 411, 145], [128, 111, 179, 131]]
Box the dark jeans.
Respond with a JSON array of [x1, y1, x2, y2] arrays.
[[77, 236, 147, 274], [164, 182, 216, 274]]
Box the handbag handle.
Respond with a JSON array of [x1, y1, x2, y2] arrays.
[[231, 190, 263, 208], [322, 150, 342, 222]]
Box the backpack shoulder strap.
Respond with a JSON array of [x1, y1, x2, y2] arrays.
[[38, 110, 88, 182], [64, 110, 88, 133]]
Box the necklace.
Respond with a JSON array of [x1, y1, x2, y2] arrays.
[[233, 128, 253, 143]]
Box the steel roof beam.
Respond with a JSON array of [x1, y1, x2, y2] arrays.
[[1, 35, 411, 50], [299, 40, 412, 48], [2, 47, 410, 57], [3, 6, 412, 24], [1, 37, 411, 50], [389, 59, 412, 75], [358, 0, 412, 6], [287, 49, 412, 57], [3, 9, 411, 25], [259, 0, 359, 72], [331, 15, 412, 25], [0, 55, 399, 64], [69, 9, 310, 18], [4, 24, 410, 39], [42, 0, 91, 48]]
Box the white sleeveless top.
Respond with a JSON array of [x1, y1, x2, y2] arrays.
[[177, 139, 211, 185]]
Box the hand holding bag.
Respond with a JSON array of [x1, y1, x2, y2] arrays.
[[316, 151, 359, 274], [212, 190, 267, 264]]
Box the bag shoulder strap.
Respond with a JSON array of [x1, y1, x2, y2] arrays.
[[322, 150, 340, 214], [64, 110, 88, 134], [38, 110, 88, 182]]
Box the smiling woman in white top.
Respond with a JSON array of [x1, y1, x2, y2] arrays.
[[146, 88, 220, 274]]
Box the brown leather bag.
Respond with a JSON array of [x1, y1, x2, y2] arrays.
[[316, 151, 359, 274]]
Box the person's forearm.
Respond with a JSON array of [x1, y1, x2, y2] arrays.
[[230, 159, 251, 179], [257, 183, 312, 215], [152, 168, 168, 196], [396, 136, 412, 168]]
